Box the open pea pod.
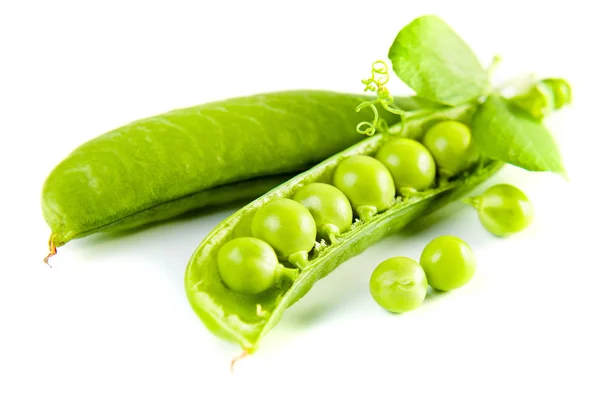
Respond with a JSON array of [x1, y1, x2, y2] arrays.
[[185, 128, 503, 351]]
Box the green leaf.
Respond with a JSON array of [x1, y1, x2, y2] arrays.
[[472, 94, 565, 175], [388, 15, 488, 106]]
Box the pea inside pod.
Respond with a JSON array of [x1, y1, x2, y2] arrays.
[[217, 237, 280, 295], [292, 183, 353, 243], [423, 120, 480, 177], [375, 137, 436, 192], [217, 237, 298, 295], [332, 155, 396, 221], [251, 199, 317, 265]]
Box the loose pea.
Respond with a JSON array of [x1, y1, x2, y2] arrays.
[[292, 183, 353, 242], [217, 237, 280, 294], [375, 138, 436, 192], [332, 155, 396, 220], [370, 257, 428, 313], [251, 199, 317, 262], [422, 120, 479, 177], [465, 184, 534, 237], [420, 235, 476, 292]]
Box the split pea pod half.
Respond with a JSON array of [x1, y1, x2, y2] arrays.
[[41, 90, 409, 261], [184, 103, 504, 352]]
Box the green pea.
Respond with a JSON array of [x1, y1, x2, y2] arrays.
[[375, 138, 436, 192], [422, 120, 479, 177], [332, 155, 396, 220], [420, 235, 476, 292], [251, 198, 317, 262], [217, 237, 280, 294], [369, 257, 428, 313], [465, 184, 534, 237], [292, 183, 353, 242]]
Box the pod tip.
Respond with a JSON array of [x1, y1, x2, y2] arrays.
[[43, 236, 57, 267]]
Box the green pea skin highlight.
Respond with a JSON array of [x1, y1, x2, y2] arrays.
[[370, 257, 428, 313], [251, 199, 317, 264], [420, 235, 476, 292], [375, 137, 436, 192], [422, 120, 479, 177], [465, 184, 534, 237], [292, 183, 353, 243], [332, 155, 396, 221], [217, 237, 295, 295]]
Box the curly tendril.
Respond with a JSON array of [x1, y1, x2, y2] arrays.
[[356, 60, 406, 136], [361, 60, 390, 91]]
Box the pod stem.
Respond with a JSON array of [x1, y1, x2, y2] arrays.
[[230, 350, 250, 374], [399, 187, 418, 198], [321, 223, 341, 245], [357, 205, 378, 223], [277, 263, 300, 281], [43, 236, 57, 267]]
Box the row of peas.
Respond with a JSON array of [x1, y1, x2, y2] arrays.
[[216, 120, 534, 304]]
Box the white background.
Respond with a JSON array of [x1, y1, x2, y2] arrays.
[[1, 1, 599, 403]]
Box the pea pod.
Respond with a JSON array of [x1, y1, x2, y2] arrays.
[[184, 15, 570, 353], [41, 90, 406, 259], [184, 108, 504, 351]]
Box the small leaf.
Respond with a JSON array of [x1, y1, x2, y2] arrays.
[[472, 94, 565, 175], [388, 15, 488, 106]]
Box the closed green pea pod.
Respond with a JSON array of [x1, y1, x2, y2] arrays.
[[41, 90, 405, 259]]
